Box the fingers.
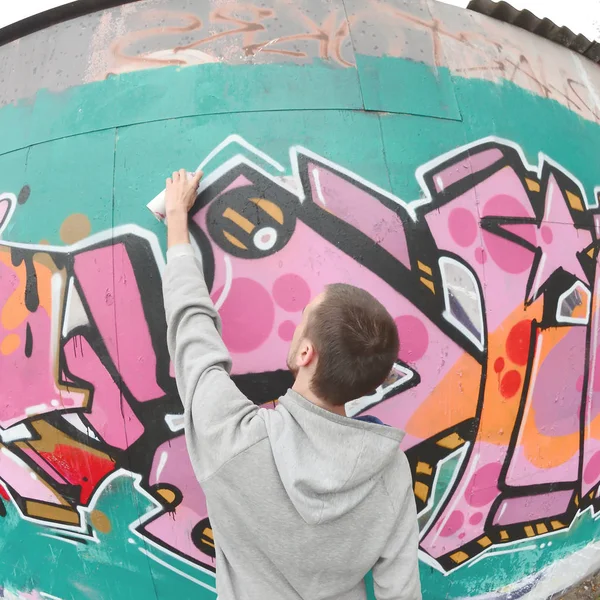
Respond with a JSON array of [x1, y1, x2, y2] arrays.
[[172, 170, 180, 182], [166, 177, 172, 187], [192, 170, 204, 186], [179, 168, 186, 180]]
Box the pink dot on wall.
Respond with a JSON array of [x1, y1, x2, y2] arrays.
[[395, 316, 429, 363], [278, 320, 296, 342], [216, 278, 275, 353], [464, 463, 502, 507], [439, 510, 464, 538], [583, 451, 600, 484], [474, 247, 487, 264], [273, 274, 311, 313], [449, 208, 478, 247], [541, 225, 553, 244], [469, 512, 483, 525]]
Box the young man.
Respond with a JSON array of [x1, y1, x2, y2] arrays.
[[163, 169, 422, 600]]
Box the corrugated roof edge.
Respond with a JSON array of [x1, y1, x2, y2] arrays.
[[0, 0, 141, 47], [468, 0, 600, 64]]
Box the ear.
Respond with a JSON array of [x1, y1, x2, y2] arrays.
[[296, 338, 316, 368]]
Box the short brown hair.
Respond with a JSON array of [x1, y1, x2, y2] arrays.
[[306, 283, 399, 406]]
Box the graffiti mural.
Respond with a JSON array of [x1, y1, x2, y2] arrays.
[[1, 135, 600, 586]]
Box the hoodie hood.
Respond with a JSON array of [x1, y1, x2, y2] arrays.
[[263, 390, 405, 525]]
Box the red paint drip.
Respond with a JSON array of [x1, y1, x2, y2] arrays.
[[39, 445, 116, 504], [0, 484, 9, 501]]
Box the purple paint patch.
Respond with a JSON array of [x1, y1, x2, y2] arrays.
[[532, 327, 586, 437], [492, 489, 573, 526]]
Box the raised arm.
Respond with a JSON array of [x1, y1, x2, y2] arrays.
[[162, 169, 262, 482]]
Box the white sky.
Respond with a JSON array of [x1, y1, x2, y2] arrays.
[[0, 0, 599, 42], [0, 1, 73, 28]]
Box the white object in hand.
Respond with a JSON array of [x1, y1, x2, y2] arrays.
[[146, 170, 200, 222]]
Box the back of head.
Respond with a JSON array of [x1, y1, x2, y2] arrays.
[[306, 283, 399, 406]]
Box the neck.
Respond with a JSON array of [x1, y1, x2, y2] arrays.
[[291, 380, 347, 417]]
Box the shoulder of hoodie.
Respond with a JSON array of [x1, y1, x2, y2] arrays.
[[381, 449, 413, 514]]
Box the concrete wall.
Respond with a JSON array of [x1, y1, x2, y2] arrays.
[[0, 1, 599, 598]]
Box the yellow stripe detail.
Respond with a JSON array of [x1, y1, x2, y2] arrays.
[[524, 525, 535, 537], [250, 197, 284, 224], [203, 528, 214, 540], [536, 523, 548, 534], [450, 551, 469, 564], [525, 178, 540, 192], [500, 530, 509, 540], [417, 261, 432, 275], [414, 482, 429, 502], [416, 461, 433, 475], [436, 432, 465, 450], [477, 536, 492, 548], [223, 208, 255, 233], [420, 277, 435, 293], [566, 190, 584, 211], [224, 231, 248, 250], [551, 520, 565, 530]]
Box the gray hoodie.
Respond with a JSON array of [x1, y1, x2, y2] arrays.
[[163, 244, 422, 600]]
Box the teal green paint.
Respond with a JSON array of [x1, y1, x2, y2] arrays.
[[1, 55, 600, 600], [0, 62, 363, 157], [6, 130, 116, 245], [113, 109, 392, 256], [355, 54, 462, 121], [0, 476, 216, 600]]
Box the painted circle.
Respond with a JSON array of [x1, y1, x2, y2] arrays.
[[273, 274, 311, 313], [481, 195, 535, 274], [278, 320, 297, 342], [500, 370, 522, 399], [541, 225, 553, 244], [216, 278, 275, 353], [474, 247, 487, 264], [439, 510, 464, 538], [253, 227, 278, 251], [465, 463, 502, 507], [494, 357, 505, 373], [506, 320, 532, 366], [583, 451, 600, 484], [60, 213, 92, 244], [395, 316, 429, 363], [448, 208, 477, 247], [469, 512, 483, 526]]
